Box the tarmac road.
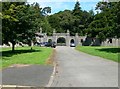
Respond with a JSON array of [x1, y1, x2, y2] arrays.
[[2, 65, 53, 87], [51, 46, 118, 87]]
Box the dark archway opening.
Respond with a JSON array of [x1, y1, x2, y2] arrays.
[[48, 39, 52, 43], [70, 39, 75, 43], [70, 39, 75, 47], [57, 37, 66, 46]]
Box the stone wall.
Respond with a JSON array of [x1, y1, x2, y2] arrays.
[[1, 42, 28, 48], [35, 29, 119, 47], [101, 38, 120, 47], [82, 37, 119, 47]]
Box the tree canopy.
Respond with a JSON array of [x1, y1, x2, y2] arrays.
[[87, 1, 120, 40], [47, 1, 120, 40], [2, 2, 51, 51], [47, 1, 91, 36]]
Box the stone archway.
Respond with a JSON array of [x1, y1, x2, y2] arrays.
[[36, 29, 85, 46], [57, 37, 66, 46]]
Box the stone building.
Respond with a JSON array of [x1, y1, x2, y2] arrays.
[[35, 28, 119, 47]]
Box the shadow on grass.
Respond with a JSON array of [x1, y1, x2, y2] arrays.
[[1, 49, 42, 58], [96, 48, 120, 53]]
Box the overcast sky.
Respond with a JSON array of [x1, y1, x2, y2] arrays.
[[27, 0, 101, 14]]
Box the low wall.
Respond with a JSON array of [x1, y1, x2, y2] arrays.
[[82, 37, 119, 47], [1, 42, 28, 48], [101, 38, 120, 47]]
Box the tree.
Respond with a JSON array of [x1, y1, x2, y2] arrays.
[[72, 1, 82, 16], [47, 1, 91, 36], [85, 1, 119, 41], [115, 1, 120, 38], [72, 1, 91, 36], [2, 2, 43, 51], [48, 10, 74, 34], [19, 2, 43, 49], [2, 2, 23, 51], [0, 2, 2, 45], [42, 7, 51, 16], [47, 14, 60, 32]]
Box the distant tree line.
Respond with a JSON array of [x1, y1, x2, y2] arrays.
[[1, 0, 120, 51], [47, 1, 120, 41]]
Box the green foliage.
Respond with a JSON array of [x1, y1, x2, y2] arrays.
[[86, 1, 120, 40], [115, 1, 120, 38], [41, 16, 52, 36], [2, 2, 51, 51], [2, 2, 22, 48], [72, 1, 82, 16], [47, 1, 91, 36]]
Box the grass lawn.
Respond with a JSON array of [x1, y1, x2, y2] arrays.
[[0, 46, 53, 69], [76, 46, 119, 62]]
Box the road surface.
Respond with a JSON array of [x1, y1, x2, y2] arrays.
[[2, 65, 53, 87], [51, 46, 118, 87]]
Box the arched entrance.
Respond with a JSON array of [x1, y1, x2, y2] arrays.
[[70, 39, 75, 43], [70, 39, 75, 47], [48, 39, 52, 43], [57, 37, 66, 46]]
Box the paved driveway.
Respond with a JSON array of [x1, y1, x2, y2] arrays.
[[51, 46, 118, 87], [2, 65, 53, 87]]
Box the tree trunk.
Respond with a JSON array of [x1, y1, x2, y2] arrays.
[[30, 40, 33, 50], [12, 43, 15, 52], [11, 40, 15, 52]]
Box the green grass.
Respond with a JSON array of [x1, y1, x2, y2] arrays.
[[76, 46, 119, 62], [0, 46, 53, 68]]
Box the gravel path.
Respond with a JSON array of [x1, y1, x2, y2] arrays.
[[51, 46, 118, 87]]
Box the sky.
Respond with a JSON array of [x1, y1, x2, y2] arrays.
[[27, 0, 102, 14]]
